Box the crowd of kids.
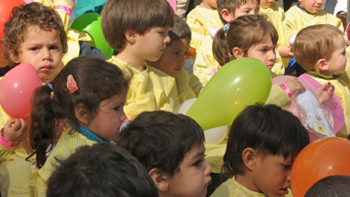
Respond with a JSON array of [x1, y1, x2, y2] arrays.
[[0, 0, 350, 196]]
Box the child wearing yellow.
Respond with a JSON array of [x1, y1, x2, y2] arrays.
[[102, 0, 198, 120], [0, 3, 67, 196], [193, 0, 260, 86], [186, 0, 224, 50], [293, 24, 350, 138]]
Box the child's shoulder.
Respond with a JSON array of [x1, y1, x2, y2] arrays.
[[211, 177, 266, 197]]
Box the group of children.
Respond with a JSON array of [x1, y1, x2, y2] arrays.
[[0, 0, 350, 196]]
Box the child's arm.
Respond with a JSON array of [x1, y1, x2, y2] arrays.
[[315, 82, 335, 104], [277, 45, 294, 58]]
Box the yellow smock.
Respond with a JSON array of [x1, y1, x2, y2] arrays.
[[107, 57, 202, 120], [186, 6, 224, 50]]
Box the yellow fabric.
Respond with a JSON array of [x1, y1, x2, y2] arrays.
[[259, 1, 290, 67], [107, 57, 201, 120], [35, 0, 93, 67], [211, 176, 292, 197], [193, 35, 285, 86], [308, 72, 350, 138], [339, 46, 350, 88], [0, 141, 37, 197], [186, 6, 224, 50], [36, 125, 98, 197], [284, 5, 344, 41]]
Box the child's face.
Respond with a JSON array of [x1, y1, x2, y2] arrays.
[[147, 38, 190, 78], [251, 153, 293, 197], [135, 27, 170, 62], [230, 0, 259, 21], [167, 143, 212, 197], [246, 36, 276, 70], [260, 0, 275, 9], [85, 93, 126, 141], [14, 26, 63, 81], [298, 0, 325, 14], [325, 35, 348, 75]]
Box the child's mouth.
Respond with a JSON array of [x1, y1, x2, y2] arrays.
[[280, 188, 289, 195]]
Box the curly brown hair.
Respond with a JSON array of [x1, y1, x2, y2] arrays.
[[2, 2, 67, 67]]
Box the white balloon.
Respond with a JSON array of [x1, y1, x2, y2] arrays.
[[289, 33, 297, 48], [174, 98, 228, 144]]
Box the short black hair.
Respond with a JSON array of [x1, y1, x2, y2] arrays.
[[46, 143, 158, 197], [118, 111, 204, 176], [222, 104, 309, 178], [305, 175, 350, 197], [168, 15, 191, 44]]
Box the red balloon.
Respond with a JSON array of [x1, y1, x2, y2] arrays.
[[291, 137, 350, 197], [0, 0, 24, 40], [0, 63, 42, 118]]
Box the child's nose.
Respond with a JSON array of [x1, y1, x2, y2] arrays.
[[164, 34, 170, 44], [204, 160, 212, 175], [42, 48, 51, 59]]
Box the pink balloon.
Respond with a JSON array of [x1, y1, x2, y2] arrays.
[[272, 74, 344, 142], [0, 63, 42, 118]]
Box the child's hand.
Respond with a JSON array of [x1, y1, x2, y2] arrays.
[[2, 119, 28, 142], [315, 82, 334, 104], [284, 78, 305, 95], [277, 45, 294, 58], [53, 0, 75, 9]]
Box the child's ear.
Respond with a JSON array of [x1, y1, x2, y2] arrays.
[[242, 147, 258, 171], [149, 168, 170, 192], [75, 103, 90, 125], [232, 47, 244, 59], [124, 29, 137, 43], [9, 49, 19, 63], [221, 8, 232, 23], [317, 58, 329, 71]]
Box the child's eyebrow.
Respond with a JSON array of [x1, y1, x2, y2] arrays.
[[191, 151, 205, 160]]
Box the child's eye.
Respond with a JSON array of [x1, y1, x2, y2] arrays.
[[114, 106, 121, 111], [193, 159, 204, 167], [50, 46, 59, 50], [282, 164, 291, 169], [30, 47, 38, 51], [173, 52, 179, 55], [184, 51, 188, 56]]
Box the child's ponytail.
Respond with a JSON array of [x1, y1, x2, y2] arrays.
[[212, 27, 230, 67], [29, 84, 62, 168]]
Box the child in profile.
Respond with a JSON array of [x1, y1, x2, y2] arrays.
[[211, 104, 309, 196], [118, 111, 212, 197], [46, 143, 159, 197], [305, 175, 350, 197]]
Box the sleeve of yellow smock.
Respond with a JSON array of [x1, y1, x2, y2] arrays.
[[175, 69, 202, 104], [265, 84, 292, 110], [339, 46, 350, 88], [186, 7, 223, 50], [0, 145, 16, 163], [193, 36, 218, 86], [189, 72, 204, 96]]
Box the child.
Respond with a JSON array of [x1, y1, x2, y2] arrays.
[[305, 175, 350, 197], [293, 24, 350, 138], [118, 111, 212, 197], [46, 143, 159, 197], [186, 0, 224, 51], [0, 3, 67, 196], [147, 15, 202, 97], [193, 0, 260, 85], [211, 104, 310, 197], [30, 56, 128, 196], [101, 0, 197, 120]]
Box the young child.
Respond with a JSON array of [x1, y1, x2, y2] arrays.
[[186, 0, 224, 51], [102, 0, 198, 120], [305, 175, 350, 197], [46, 143, 159, 197], [0, 3, 67, 196], [118, 111, 212, 197], [30, 56, 128, 196], [147, 15, 202, 97], [293, 24, 350, 138], [211, 104, 310, 197], [193, 0, 260, 85]]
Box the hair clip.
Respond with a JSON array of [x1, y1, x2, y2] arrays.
[[223, 23, 230, 34], [67, 74, 78, 94], [45, 80, 54, 91]]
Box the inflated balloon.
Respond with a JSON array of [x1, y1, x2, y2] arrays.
[[0, 63, 42, 118], [0, 0, 24, 40], [186, 58, 272, 131], [175, 98, 228, 144], [272, 74, 344, 142], [71, 13, 114, 59], [291, 137, 350, 197]]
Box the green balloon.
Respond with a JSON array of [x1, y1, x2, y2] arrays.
[[186, 58, 272, 130], [71, 13, 114, 59]]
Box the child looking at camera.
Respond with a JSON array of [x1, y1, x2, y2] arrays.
[[211, 104, 309, 197]]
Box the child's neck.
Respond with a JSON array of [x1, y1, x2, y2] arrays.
[[236, 174, 261, 193], [116, 50, 146, 72]]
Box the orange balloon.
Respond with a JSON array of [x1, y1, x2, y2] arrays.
[[291, 137, 350, 197]]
